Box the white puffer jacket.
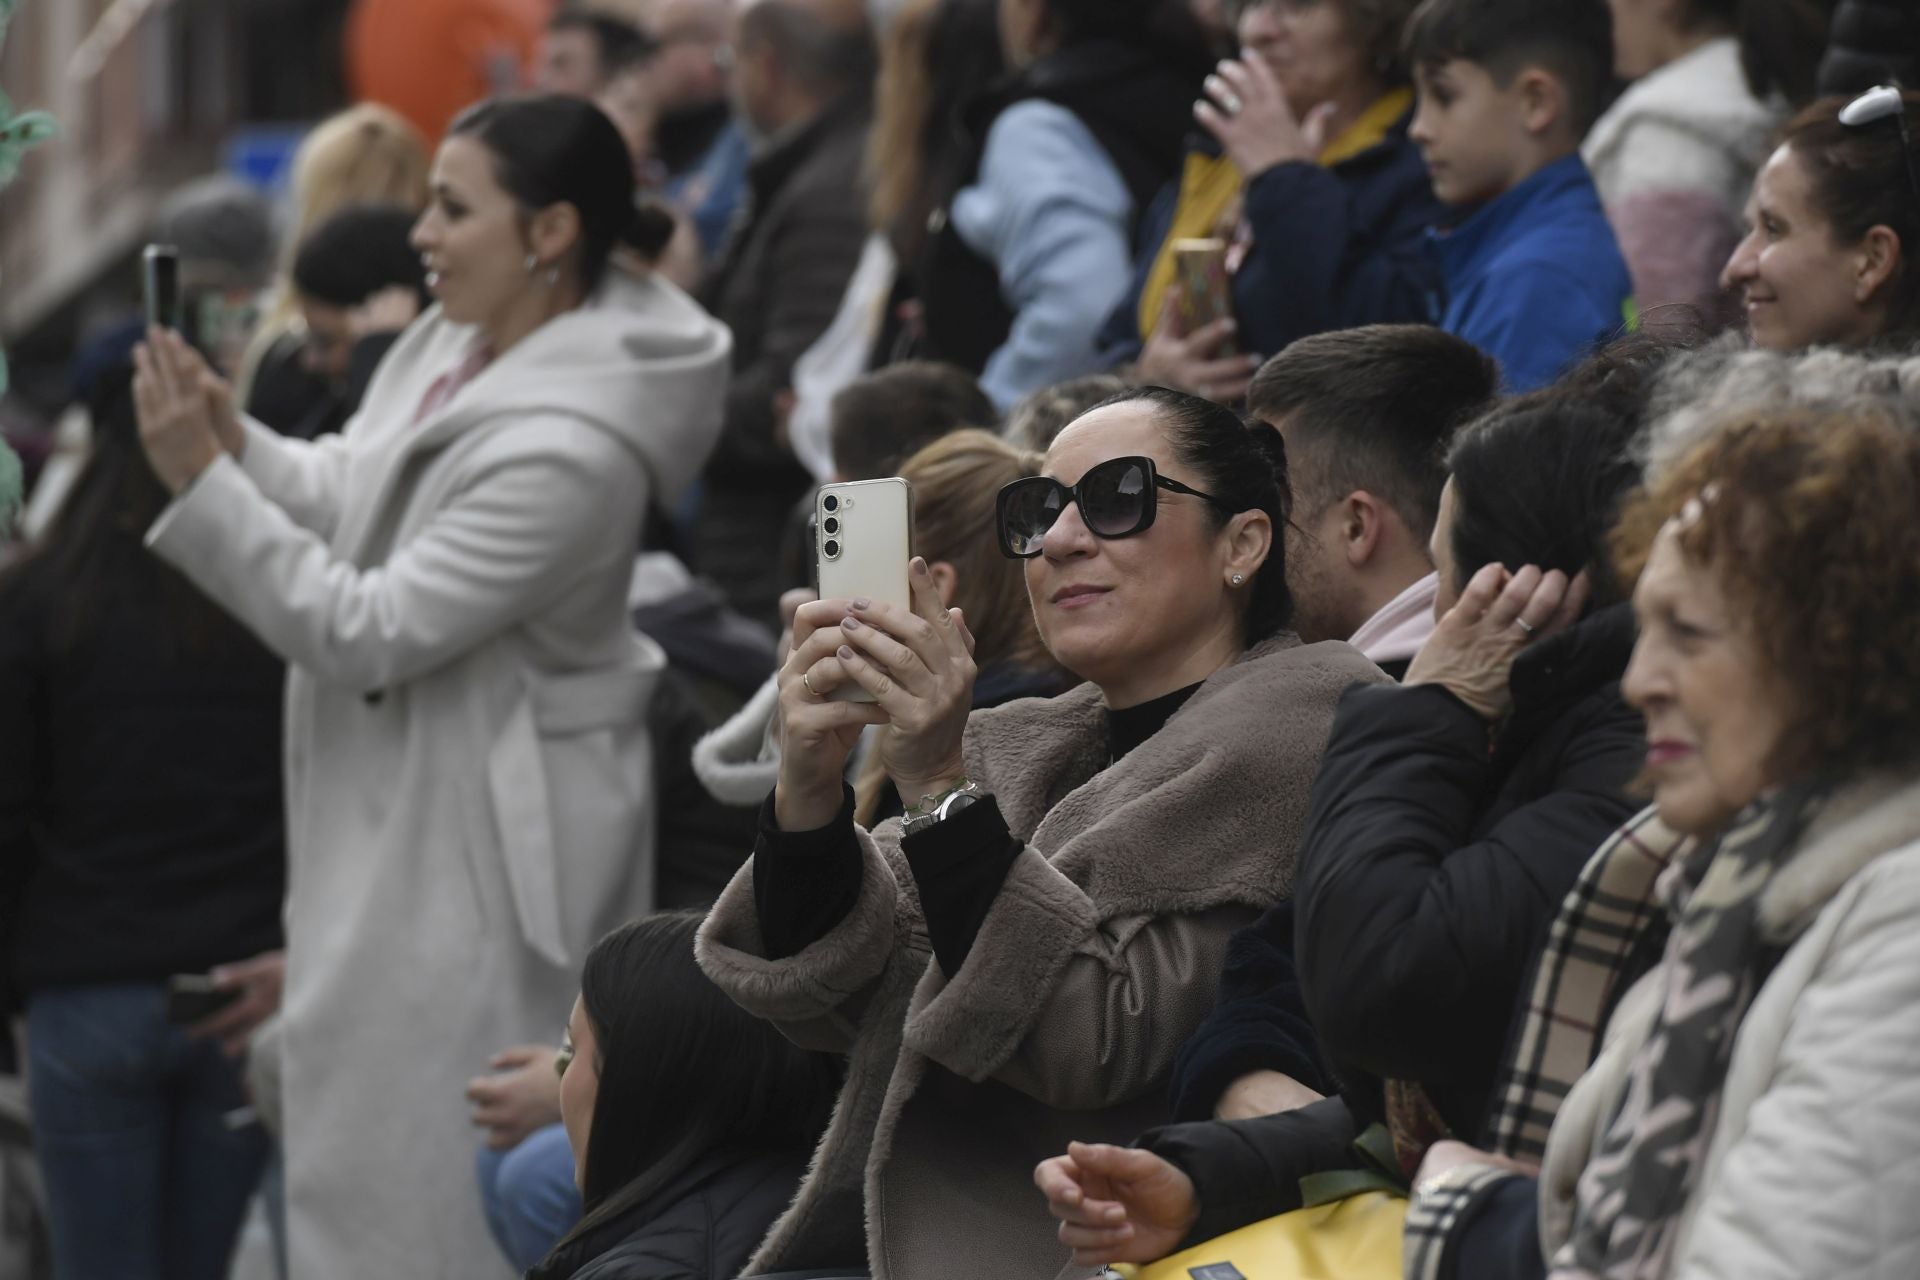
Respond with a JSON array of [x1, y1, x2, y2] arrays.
[[1538, 773, 1920, 1279]]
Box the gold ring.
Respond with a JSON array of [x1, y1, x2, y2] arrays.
[[803, 671, 818, 697]]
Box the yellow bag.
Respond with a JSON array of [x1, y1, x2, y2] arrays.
[[1111, 1191, 1408, 1280]]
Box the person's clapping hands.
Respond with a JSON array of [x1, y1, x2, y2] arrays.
[[1194, 54, 1333, 180], [1034, 1142, 1200, 1264], [1405, 564, 1590, 722], [774, 557, 977, 831]]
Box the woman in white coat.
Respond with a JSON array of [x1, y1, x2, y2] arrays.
[[1402, 400, 1920, 1280], [131, 95, 731, 1277]]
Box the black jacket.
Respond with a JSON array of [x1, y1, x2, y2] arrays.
[[245, 330, 397, 441], [695, 89, 874, 624], [0, 551, 287, 993], [1170, 605, 1644, 1140], [527, 1148, 805, 1280], [1818, 0, 1920, 96]]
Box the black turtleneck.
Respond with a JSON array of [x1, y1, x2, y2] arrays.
[[753, 680, 1204, 974]]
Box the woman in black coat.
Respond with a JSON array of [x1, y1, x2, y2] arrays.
[[529, 912, 839, 1280], [1035, 377, 1657, 1263]]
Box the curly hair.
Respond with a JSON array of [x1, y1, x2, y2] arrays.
[[1611, 402, 1920, 782]]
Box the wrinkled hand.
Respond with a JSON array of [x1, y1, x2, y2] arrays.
[[1195, 56, 1331, 178], [1035, 1141, 1199, 1264], [1136, 295, 1260, 404], [132, 328, 243, 494], [1413, 1139, 1537, 1194], [466, 1045, 564, 1151], [190, 950, 286, 1059], [1215, 1069, 1324, 1122], [1404, 565, 1590, 721], [347, 285, 421, 341]]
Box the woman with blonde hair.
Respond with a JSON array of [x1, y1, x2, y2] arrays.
[[853, 428, 1068, 824], [240, 103, 431, 421]]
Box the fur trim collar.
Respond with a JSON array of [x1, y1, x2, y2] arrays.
[[1760, 771, 1920, 941]]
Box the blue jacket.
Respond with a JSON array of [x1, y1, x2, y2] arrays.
[[1100, 113, 1442, 364], [1429, 154, 1634, 392]]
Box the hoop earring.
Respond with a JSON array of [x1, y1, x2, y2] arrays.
[[547, 265, 560, 288]]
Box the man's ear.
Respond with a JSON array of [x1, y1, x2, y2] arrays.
[[1514, 66, 1567, 138], [1340, 491, 1386, 568], [1856, 224, 1903, 304]]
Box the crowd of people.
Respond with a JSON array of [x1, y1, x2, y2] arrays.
[[3, 0, 1920, 1277]]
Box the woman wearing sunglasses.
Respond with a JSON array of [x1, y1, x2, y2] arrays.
[[1720, 85, 1920, 350], [697, 387, 1385, 1279]]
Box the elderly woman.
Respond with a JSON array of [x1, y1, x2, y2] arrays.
[[696, 388, 1384, 1279], [1721, 87, 1920, 349], [1400, 399, 1920, 1280], [1034, 362, 1654, 1262], [1119, 0, 1440, 400]]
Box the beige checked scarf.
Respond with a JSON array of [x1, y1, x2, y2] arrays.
[[1403, 807, 1693, 1280]]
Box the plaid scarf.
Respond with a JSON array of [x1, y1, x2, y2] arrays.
[[1550, 785, 1820, 1280], [1404, 807, 1693, 1280]]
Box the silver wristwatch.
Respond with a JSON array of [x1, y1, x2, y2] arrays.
[[901, 779, 984, 837]]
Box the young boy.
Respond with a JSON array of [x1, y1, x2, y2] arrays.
[[1405, 0, 1634, 391]]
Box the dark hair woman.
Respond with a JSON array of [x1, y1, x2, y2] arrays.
[[1720, 87, 1920, 350], [1586, 0, 1828, 318], [529, 912, 838, 1280], [1408, 397, 1920, 1280], [699, 386, 1385, 1277], [1037, 359, 1656, 1264], [0, 353, 284, 1278], [908, 0, 1212, 408], [128, 93, 730, 1277]]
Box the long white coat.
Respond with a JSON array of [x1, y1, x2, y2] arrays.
[[147, 269, 731, 1278]]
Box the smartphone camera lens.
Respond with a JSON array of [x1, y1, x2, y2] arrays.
[[823, 494, 840, 513], [822, 517, 840, 536], [823, 538, 841, 559]]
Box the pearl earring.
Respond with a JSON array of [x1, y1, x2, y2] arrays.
[[1231, 573, 1245, 587]]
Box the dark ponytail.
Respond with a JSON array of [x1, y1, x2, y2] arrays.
[[447, 94, 648, 292], [1684, 0, 1827, 105], [1088, 386, 1295, 644], [624, 196, 678, 262]]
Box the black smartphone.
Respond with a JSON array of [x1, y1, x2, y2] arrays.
[[165, 973, 241, 1025], [143, 243, 181, 331]]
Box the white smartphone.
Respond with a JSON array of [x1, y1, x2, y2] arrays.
[[816, 476, 914, 704]]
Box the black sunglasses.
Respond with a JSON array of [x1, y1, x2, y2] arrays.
[[995, 455, 1235, 559], [1840, 84, 1920, 208]]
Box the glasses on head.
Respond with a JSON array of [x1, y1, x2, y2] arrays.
[[1839, 84, 1920, 208], [554, 1031, 575, 1080], [995, 455, 1235, 559]]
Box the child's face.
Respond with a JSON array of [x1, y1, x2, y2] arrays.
[[1409, 59, 1532, 207]]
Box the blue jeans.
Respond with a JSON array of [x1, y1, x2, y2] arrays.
[[27, 982, 269, 1280], [476, 1123, 581, 1271]]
